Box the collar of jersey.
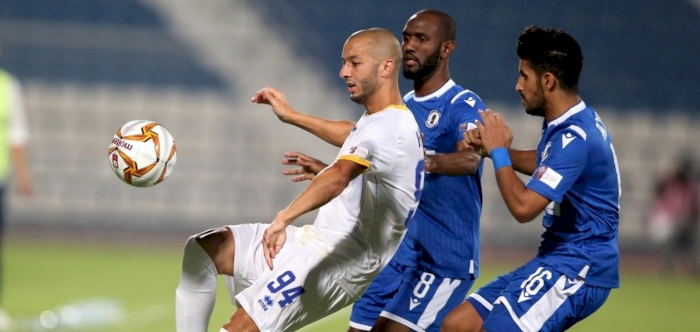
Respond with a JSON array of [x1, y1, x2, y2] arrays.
[[411, 79, 456, 102], [548, 100, 586, 127], [377, 104, 409, 112]]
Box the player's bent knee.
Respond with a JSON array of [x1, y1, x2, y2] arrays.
[[193, 227, 235, 275]]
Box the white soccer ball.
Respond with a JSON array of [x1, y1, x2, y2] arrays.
[[108, 120, 177, 187]]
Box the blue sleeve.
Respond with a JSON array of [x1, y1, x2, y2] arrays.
[[448, 91, 485, 143], [526, 130, 587, 203]]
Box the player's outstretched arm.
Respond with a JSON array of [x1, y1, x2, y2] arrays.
[[263, 159, 365, 269], [425, 143, 481, 175], [252, 86, 355, 147]]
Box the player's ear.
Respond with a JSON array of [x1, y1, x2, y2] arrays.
[[542, 72, 557, 92], [380, 59, 395, 77], [441, 41, 455, 58]]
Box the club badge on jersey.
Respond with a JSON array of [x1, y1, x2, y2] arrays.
[[425, 110, 441, 128]]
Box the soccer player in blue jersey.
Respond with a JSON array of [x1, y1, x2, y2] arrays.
[[348, 9, 486, 332], [441, 26, 621, 332]]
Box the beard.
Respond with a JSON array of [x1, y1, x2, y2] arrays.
[[524, 82, 546, 117], [403, 49, 440, 81], [350, 66, 379, 105]]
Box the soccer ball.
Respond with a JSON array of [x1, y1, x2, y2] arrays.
[[108, 120, 177, 187]]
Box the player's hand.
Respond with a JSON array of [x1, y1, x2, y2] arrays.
[[251, 86, 297, 123], [282, 152, 328, 182], [420, 133, 436, 172], [462, 129, 486, 157], [263, 217, 288, 270], [475, 109, 513, 154]]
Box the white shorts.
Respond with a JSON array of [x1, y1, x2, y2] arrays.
[[224, 223, 356, 332]]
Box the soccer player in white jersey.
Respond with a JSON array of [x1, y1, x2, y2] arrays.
[[175, 28, 425, 332], [442, 26, 621, 332]]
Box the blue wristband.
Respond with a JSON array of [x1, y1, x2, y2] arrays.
[[490, 147, 512, 171]]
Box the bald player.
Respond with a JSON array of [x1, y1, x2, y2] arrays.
[[175, 28, 426, 332]]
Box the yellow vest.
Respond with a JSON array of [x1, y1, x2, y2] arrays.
[[0, 69, 13, 181]]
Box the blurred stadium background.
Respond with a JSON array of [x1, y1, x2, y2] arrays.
[[2, 0, 700, 330], [4, 0, 700, 248]]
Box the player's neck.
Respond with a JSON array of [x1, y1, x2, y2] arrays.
[[364, 85, 404, 115], [413, 70, 450, 97], [544, 92, 581, 122]]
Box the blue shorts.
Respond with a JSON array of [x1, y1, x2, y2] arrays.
[[350, 255, 474, 332], [467, 260, 610, 332]]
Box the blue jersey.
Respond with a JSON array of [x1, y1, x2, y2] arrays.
[[399, 80, 485, 278], [527, 100, 621, 288]]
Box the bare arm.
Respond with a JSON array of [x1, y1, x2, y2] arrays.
[[276, 159, 363, 224], [262, 159, 365, 268], [252, 86, 354, 147], [475, 110, 550, 223], [425, 142, 482, 175], [509, 149, 538, 176], [11, 146, 33, 196], [493, 166, 550, 223]]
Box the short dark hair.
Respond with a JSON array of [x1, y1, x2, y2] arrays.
[[415, 9, 456, 43], [516, 26, 583, 92]]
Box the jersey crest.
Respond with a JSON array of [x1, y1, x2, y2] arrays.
[[425, 110, 441, 128]]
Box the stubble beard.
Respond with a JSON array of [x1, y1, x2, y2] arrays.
[[351, 66, 379, 106], [403, 49, 440, 81]]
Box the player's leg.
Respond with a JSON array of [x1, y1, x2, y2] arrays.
[[348, 257, 405, 332], [175, 227, 235, 332], [440, 301, 483, 332], [480, 261, 609, 332], [234, 230, 355, 332], [221, 307, 259, 332], [441, 271, 513, 332], [374, 268, 475, 332]]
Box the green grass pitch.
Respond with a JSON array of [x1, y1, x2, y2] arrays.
[[4, 236, 700, 331]]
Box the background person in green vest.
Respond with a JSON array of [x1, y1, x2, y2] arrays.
[[0, 41, 33, 330]]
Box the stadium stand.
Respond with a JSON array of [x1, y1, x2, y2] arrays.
[[1, 0, 699, 249]]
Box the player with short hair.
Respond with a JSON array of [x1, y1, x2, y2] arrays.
[[348, 9, 485, 332], [441, 26, 621, 332], [175, 27, 425, 332]]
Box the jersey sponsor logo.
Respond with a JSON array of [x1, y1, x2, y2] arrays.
[[425, 110, 441, 128], [534, 165, 563, 189], [347, 146, 369, 159], [562, 132, 576, 148], [459, 122, 477, 132], [465, 96, 476, 107]]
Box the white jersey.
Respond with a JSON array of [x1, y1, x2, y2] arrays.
[[310, 103, 424, 297], [228, 104, 424, 331]]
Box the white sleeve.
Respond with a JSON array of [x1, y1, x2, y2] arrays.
[[9, 77, 29, 146], [338, 114, 396, 175]]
